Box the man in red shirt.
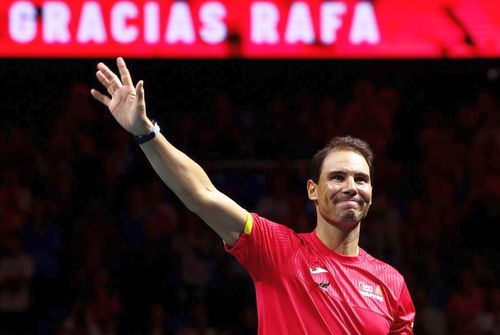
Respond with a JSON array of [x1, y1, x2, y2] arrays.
[[91, 58, 415, 334]]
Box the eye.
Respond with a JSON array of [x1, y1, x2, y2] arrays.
[[330, 174, 344, 181], [355, 176, 369, 183]]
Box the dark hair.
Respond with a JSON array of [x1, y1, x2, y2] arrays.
[[308, 136, 374, 183]]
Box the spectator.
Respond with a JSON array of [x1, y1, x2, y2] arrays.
[[0, 233, 35, 335]]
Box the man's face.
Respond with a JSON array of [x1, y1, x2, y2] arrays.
[[307, 150, 372, 227]]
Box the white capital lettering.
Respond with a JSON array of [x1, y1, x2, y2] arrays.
[[43, 2, 71, 43], [285, 2, 314, 44], [349, 2, 380, 44], [9, 1, 37, 43], [165, 2, 195, 43], [199, 2, 227, 44], [320, 2, 346, 44], [251, 2, 279, 44], [77, 1, 107, 43], [111, 1, 139, 43], [144, 2, 160, 43]]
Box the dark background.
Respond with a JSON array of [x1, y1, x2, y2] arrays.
[[0, 57, 499, 335]]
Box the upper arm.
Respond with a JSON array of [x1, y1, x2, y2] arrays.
[[389, 282, 416, 334], [193, 188, 248, 245]]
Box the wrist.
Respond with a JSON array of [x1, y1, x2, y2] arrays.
[[133, 120, 160, 145], [131, 118, 154, 137]]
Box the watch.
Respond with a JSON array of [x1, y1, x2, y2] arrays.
[[134, 120, 160, 144]]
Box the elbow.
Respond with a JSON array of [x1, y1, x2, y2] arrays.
[[180, 188, 215, 215]]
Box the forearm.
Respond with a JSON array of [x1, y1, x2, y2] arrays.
[[139, 133, 215, 211]]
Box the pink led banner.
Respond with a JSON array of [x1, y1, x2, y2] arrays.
[[1, 0, 499, 58]]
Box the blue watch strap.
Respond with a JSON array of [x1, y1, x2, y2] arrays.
[[134, 120, 160, 144]]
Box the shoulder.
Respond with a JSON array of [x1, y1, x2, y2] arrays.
[[361, 249, 406, 284], [250, 212, 298, 235]]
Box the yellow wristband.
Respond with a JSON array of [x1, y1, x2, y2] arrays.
[[244, 213, 253, 235]]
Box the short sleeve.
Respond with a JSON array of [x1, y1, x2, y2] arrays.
[[389, 282, 416, 334], [225, 213, 300, 280]]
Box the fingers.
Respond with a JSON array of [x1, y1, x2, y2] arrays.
[[90, 88, 110, 106], [92, 57, 135, 108], [96, 71, 115, 96], [97, 61, 122, 92], [117, 57, 134, 87]]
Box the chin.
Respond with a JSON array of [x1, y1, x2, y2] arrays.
[[339, 208, 361, 221], [333, 217, 359, 231], [340, 214, 358, 223]]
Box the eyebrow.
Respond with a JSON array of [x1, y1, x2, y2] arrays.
[[326, 170, 370, 180]]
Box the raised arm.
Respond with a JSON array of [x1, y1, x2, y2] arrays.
[[90, 57, 247, 245]]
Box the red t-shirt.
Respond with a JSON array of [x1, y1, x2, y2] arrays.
[[226, 213, 415, 335]]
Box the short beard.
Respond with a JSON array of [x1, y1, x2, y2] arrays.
[[340, 207, 369, 223], [340, 212, 357, 222]]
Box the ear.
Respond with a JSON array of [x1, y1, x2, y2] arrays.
[[307, 179, 318, 201], [368, 185, 373, 206]]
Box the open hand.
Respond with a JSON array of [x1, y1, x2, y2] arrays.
[[91, 57, 152, 135]]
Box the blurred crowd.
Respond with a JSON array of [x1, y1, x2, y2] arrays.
[[0, 61, 499, 335]]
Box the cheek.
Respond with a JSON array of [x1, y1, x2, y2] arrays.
[[321, 183, 339, 197], [360, 188, 372, 203]]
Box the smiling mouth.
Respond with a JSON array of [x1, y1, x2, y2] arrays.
[[338, 200, 358, 204], [335, 199, 363, 206]]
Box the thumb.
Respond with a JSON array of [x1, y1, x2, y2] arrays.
[[136, 80, 145, 102]]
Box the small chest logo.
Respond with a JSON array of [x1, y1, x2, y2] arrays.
[[309, 267, 330, 290], [309, 267, 328, 275], [358, 282, 384, 302]]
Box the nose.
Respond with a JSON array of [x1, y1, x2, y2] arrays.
[[343, 176, 357, 195]]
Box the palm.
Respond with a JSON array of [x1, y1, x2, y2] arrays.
[[108, 85, 143, 131]]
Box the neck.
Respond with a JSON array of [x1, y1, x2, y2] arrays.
[[315, 218, 361, 256]]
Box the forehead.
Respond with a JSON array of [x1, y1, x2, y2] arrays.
[[321, 150, 370, 176]]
